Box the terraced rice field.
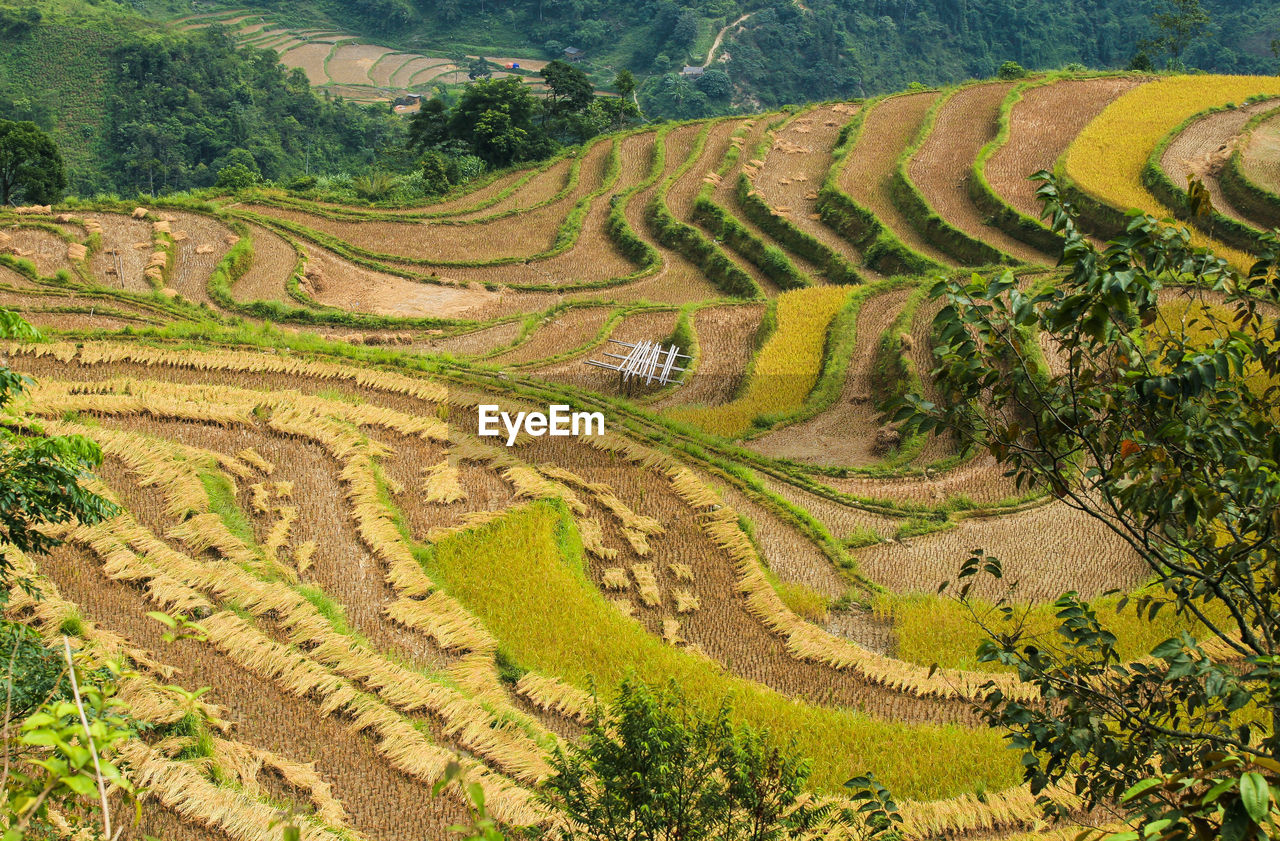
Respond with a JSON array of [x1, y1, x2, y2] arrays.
[[1159, 97, 1280, 228], [841, 91, 958, 267], [907, 82, 1051, 265], [986, 76, 1145, 223], [1063, 74, 1280, 270], [1240, 109, 1280, 195], [6, 71, 1280, 841], [178, 10, 578, 103]]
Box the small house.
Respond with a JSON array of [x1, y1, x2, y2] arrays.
[[680, 66, 704, 78], [564, 46, 584, 61]]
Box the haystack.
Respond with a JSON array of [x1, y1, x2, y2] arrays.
[[131, 207, 149, 220]]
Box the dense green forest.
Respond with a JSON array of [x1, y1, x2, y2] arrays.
[[0, 0, 1275, 196]]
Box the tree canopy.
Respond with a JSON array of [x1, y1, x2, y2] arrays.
[[898, 177, 1280, 841], [0, 119, 64, 206]]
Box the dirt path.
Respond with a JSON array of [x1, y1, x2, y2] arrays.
[[1241, 110, 1280, 198], [746, 286, 914, 466], [703, 13, 753, 67]]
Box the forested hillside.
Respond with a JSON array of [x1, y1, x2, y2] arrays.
[[0, 0, 1276, 195], [264, 0, 1277, 106]]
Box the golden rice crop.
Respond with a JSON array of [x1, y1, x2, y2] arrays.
[[1065, 74, 1280, 269], [666, 285, 851, 437]]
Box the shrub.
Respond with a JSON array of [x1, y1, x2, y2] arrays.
[[997, 61, 1028, 80], [214, 163, 257, 191]]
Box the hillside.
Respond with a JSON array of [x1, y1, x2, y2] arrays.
[[3, 68, 1279, 839], [178, 0, 1279, 109]]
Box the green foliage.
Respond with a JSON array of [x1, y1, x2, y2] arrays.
[[0, 312, 117, 589], [0, 119, 65, 205], [898, 173, 1280, 840], [543, 678, 847, 841], [103, 26, 409, 195], [215, 162, 259, 192], [3, 643, 135, 841], [996, 60, 1028, 79], [1146, 0, 1212, 67], [420, 150, 452, 196]]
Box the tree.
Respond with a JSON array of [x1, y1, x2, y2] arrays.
[[468, 56, 493, 81], [447, 77, 550, 167], [541, 59, 595, 120], [215, 162, 258, 191], [420, 149, 451, 195], [897, 174, 1280, 841], [407, 97, 450, 153], [1148, 0, 1211, 68], [542, 678, 850, 840], [0, 120, 65, 206], [996, 60, 1027, 79]]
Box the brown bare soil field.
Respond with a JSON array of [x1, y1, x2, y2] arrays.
[[231, 223, 298, 304], [623, 124, 728, 302], [448, 153, 576, 221], [278, 41, 333, 85], [1, 227, 73, 277], [166, 211, 234, 305], [234, 19, 270, 35], [326, 44, 397, 85], [651, 303, 765, 409], [1164, 98, 1280, 229], [22, 312, 157, 332], [260, 35, 303, 53], [404, 133, 649, 289], [391, 56, 449, 87], [823, 450, 1023, 508], [758, 474, 903, 544], [424, 320, 525, 357], [1242, 110, 1280, 195], [528, 308, 682, 391], [486, 57, 549, 72], [710, 119, 823, 282], [854, 500, 1145, 602], [910, 82, 1051, 265], [842, 92, 958, 267], [302, 244, 501, 318], [488, 306, 614, 366], [989, 77, 1144, 222], [243, 139, 612, 264], [411, 63, 462, 86], [748, 286, 915, 466], [370, 52, 414, 87], [324, 84, 386, 102], [39, 542, 470, 841], [0, 264, 41, 290], [85, 213, 154, 293], [755, 103, 876, 278]]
